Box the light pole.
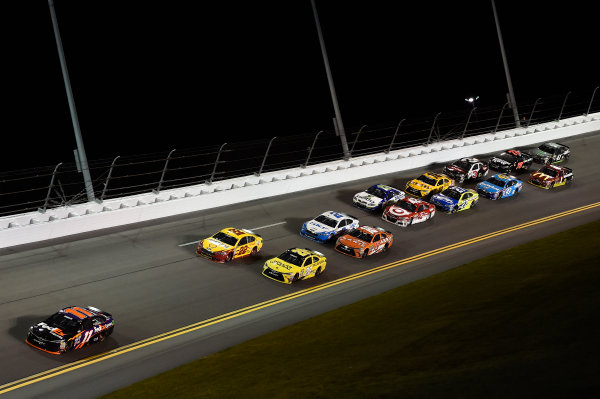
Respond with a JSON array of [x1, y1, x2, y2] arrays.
[[491, 0, 521, 128], [48, 0, 95, 201], [311, 0, 351, 160]]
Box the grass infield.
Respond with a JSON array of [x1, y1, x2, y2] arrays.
[[101, 219, 600, 398]]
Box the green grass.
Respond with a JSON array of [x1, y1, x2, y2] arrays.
[[101, 219, 600, 399]]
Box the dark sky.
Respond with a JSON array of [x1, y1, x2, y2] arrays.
[[3, 1, 597, 170]]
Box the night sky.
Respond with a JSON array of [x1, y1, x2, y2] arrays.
[[3, 1, 597, 171]]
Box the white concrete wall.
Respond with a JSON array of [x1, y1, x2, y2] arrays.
[[1, 113, 598, 249]]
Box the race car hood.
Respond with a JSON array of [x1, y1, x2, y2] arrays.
[[337, 236, 367, 248], [533, 149, 551, 158], [386, 206, 413, 218], [201, 238, 234, 253], [304, 221, 334, 235], [265, 258, 299, 274], [353, 192, 382, 207], [443, 165, 466, 175], [29, 322, 70, 342], [530, 172, 554, 181], [407, 179, 433, 193], [431, 194, 457, 206], [476, 181, 501, 194]]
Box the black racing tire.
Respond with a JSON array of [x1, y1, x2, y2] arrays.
[[383, 243, 389, 251], [251, 246, 258, 256], [293, 273, 299, 282], [361, 249, 369, 259], [106, 326, 114, 336], [314, 266, 322, 276], [471, 199, 478, 208], [451, 206, 458, 214], [409, 218, 414, 226], [226, 252, 233, 262], [65, 340, 74, 352]]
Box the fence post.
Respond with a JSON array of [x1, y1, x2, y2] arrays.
[[303, 131, 322, 168], [39, 162, 62, 213], [526, 98, 542, 128], [349, 124, 367, 155], [461, 107, 477, 140], [426, 112, 441, 145], [257, 137, 276, 176], [153, 149, 176, 194], [557, 91, 571, 121], [208, 143, 227, 184], [386, 119, 405, 154], [493, 102, 509, 133], [99, 155, 120, 202], [586, 86, 599, 116]]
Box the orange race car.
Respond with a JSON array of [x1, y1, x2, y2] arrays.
[[335, 225, 393, 258]]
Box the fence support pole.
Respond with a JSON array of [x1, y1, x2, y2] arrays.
[[526, 98, 542, 128], [257, 137, 276, 176], [493, 101, 509, 133], [461, 107, 477, 139], [208, 143, 227, 184], [386, 119, 405, 153], [426, 112, 441, 145], [99, 155, 120, 202], [153, 149, 176, 194], [586, 86, 599, 116], [303, 131, 323, 168], [557, 91, 571, 121], [350, 125, 367, 155], [39, 162, 63, 213]]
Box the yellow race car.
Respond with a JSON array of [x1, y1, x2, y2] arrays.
[[196, 227, 263, 263], [405, 172, 454, 198], [262, 248, 326, 284]]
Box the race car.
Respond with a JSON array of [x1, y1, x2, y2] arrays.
[[262, 248, 326, 284], [531, 142, 570, 164], [528, 164, 573, 189], [196, 227, 263, 262], [26, 306, 114, 354], [335, 225, 393, 258], [430, 186, 479, 213], [382, 196, 435, 227], [300, 211, 359, 243], [476, 174, 523, 200], [352, 184, 405, 212], [405, 172, 454, 198], [442, 157, 489, 183], [488, 149, 533, 173]]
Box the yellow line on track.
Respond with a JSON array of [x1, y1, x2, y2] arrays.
[[1, 201, 599, 395]]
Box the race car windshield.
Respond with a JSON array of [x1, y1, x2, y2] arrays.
[[417, 175, 437, 186], [365, 186, 386, 199], [212, 232, 238, 246], [279, 251, 305, 266], [453, 160, 470, 171], [395, 201, 417, 212], [45, 313, 80, 333], [538, 144, 555, 153], [441, 188, 461, 200], [538, 167, 557, 177], [314, 215, 337, 228], [486, 177, 506, 187], [498, 152, 516, 162], [348, 229, 373, 242]]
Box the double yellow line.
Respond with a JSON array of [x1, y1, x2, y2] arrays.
[[2, 201, 599, 395]]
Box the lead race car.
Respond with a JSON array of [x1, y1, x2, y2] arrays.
[[476, 174, 523, 200], [196, 227, 263, 262], [352, 184, 404, 212], [26, 306, 114, 354], [300, 211, 359, 243]]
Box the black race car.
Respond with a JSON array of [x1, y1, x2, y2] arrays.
[[532, 142, 570, 164], [26, 306, 114, 354], [488, 149, 533, 173], [442, 157, 489, 183]]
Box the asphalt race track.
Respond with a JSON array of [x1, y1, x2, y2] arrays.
[[1, 132, 599, 398]]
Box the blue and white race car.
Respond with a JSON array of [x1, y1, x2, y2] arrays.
[[476, 174, 523, 200], [430, 186, 479, 213], [352, 184, 405, 212], [300, 211, 360, 243]]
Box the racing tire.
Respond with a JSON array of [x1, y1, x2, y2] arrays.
[[471, 200, 478, 208], [293, 273, 299, 282], [361, 249, 369, 259], [65, 340, 74, 352], [251, 246, 258, 256], [409, 218, 414, 226], [106, 326, 114, 336], [314, 266, 322, 277], [226, 252, 233, 262], [451, 206, 458, 214]]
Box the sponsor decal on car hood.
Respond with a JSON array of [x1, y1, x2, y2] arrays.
[[338, 236, 367, 248], [408, 180, 433, 192], [388, 206, 412, 217], [265, 258, 297, 273], [431, 194, 456, 206], [444, 165, 466, 175], [531, 172, 553, 181], [305, 221, 334, 235], [202, 238, 233, 252], [353, 192, 381, 207], [476, 182, 501, 193]]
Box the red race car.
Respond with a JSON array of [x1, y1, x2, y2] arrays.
[[528, 164, 573, 189], [382, 197, 435, 227]]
